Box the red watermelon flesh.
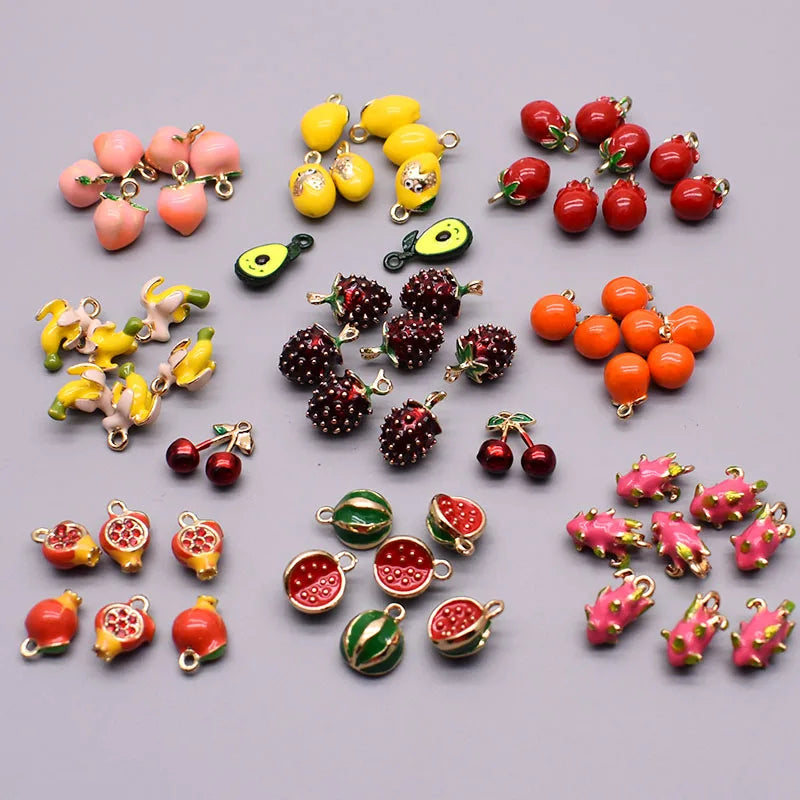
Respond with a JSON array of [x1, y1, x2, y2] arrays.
[[429, 598, 484, 641], [287, 554, 344, 609], [435, 495, 485, 537], [374, 539, 433, 595]]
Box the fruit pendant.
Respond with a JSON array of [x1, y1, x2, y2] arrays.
[[166, 421, 254, 486], [306, 369, 393, 435], [93, 595, 155, 663], [553, 178, 598, 233], [651, 510, 711, 579], [171, 511, 225, 580], [301, 94, 350, 153], [349, 95, 421, 142], [157, 160, 208, 236], [573, 314, 620, 360], [144, 123, 205, 174], [597, 123, 651, 174], [31, 520, 100, 569], [730, 502, 795, 571], [382, 218, 473, 272], [530, 289, 581, 341], [428, 597, 504, 658], [604, 352, 650, 419], [93, 179, 148, 251], [661, 591, 728, 667], [315, 489, 393, 550], [383, 124, 460, 165], [306, 273, 391, 330], [601, 276, 652, 320], [567, 508, 649, 568], [445, 324, 516, 384], [188, 130, 242, 199], [379, 391, 446, 467], [235, 234, 314, 287], [330, 141, 374, 202], [138, 276, 210, 343], [391, 151, 441, 223], [59, 159, 112, 207], [488, 156, 551, 206], [520, 99, 579, 152], [426, 494, 486, 556], [616, 452, 695, 506], [399, 267, 483, 322], [373, 536, 452, 599], [289, 151, 336, 218], [731, 598, 794, 669], [98, 499, 151, 573], [93, 129, 157, 181], [575, 96, 632, 144], [172, 595, 228, 673], [359, 313, 444, 370], [20, 591, 82, 659], [476, 411, 556, 478], [602, 176, 647, 232], [649, 132, 700, 184], [283, 549, 357, 613], [279, 323, 360, 386], [585, 568, 655, 646], [690, 466, 767, 528], [671, 175, 729, 221], [340, 603, 406, 677]]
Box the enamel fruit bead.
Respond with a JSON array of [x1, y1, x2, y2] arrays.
[[601, 276, 652, 320], [665, 305, 714, 352], [379, 391, 446, 467], [690, 466, 767, 528], [488, 157, 550, 206], [573, 315, 620, 360], [307, 369, 393, 435], [307, 273, 391, 330], [235, 234, 314, 288], [650, 132, 700, 184], [289, 151, 336, 218], [575, 96, 632, 144], [188, 130, 242, 198], [315, 489, 393, 550], [427, 494, 486, 556], [399, 267, 483, 322], [520, 99, 579, 152], [373, 536, 452, 599], [616, 452, 695, 506], [520, 444, 556, 480], [604, 352, 650, 418], [284, 550, 357, 613], [99, 499, 151, 573], [341, 603, 406, 676], [553, 178, 598, 233], [530, 290, 580, 341], [157, 161, 208, 236], [93, 595, 155, 662], [620, 308, 664, 356], [731, 598, 794, 669], [279, 323, 360, 385], [93, 180, 148, 251], [661, 591, 728, 667], [330, 141, 374, 202], [602, 177, 647, 232], [359, 313, 444, 370], [383, 124, 460, 165], [585, 568, 655, 645], [382, 217, 474, 272], [647, 342, 695, 389], [671, 175, 730, 221], [428, 598, 504, 658], [651, 510, 711, 578], [476, 410, 529, 475], [171, 511, 224, 580], [144, 123, 204, 174], [445, 324, 516, 383], [567, 508, 649, 568], [138, 276, 210, 343], [731, 502, 795, 571], [349, 95, 421, 142], [59, 159, 111, 207], [172, 596, 227, 673], [597, 123, 650, 174], [31, 520, 100, 569], [166, 421, 254, 484], [20, 591, 82, 659], [301, 94, 350, 152], [94, 130, 156, 180], [392, 152, 441, 223]]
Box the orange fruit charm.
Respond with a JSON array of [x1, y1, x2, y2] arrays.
[[530, 290, 580, 341], [573, 315, 620, 359], [620, 308, 664, 356], [601, 276, 652, 319], [647, 342, 695, 389], [667, 305, 714, 352], [604, 352, 650, 417]]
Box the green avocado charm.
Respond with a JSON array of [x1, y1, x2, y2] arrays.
[[383, 217, 473, 271], [235, 234, 314, 287]]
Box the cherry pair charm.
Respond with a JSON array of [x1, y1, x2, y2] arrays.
[[476, 411, 556, 479]]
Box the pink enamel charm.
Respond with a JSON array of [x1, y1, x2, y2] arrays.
[[58, 159, 112, 208], [144, 124, 205, 174], [651, 510, 711, 578], [93, 130, 156, 181], [661, 591, 728, 666], [93, 182, 148, 251], [157, 162, 208, 236], [690, 466, 767, 528], [585, 568, 655, 645], [616, 452, 694, 506], [730, 502, 795, 571], [188, 130, 242, 198], [567, 507, 649, 567], [731, 598, 795, 668]]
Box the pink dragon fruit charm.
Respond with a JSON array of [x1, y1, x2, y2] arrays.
[[567, 508, 650, 568], [615, 452, 694, 506], [690, 465, 768, 528], [585, 568, 655, 645], [731, 598, 795, 668], [661, 591, 728, 666], [731, 502, 795, 571], [651, 510, 711, 578]]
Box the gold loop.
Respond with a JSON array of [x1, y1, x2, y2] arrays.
[[484, 600, 505, 620], [185, 123, 206, 144], [634, 575, 656, 598], [315, 506, 334, 524], [215, 177, 234, 200], [120, 178, 140, 200], [715, 178, 730, 197], [701, 591, 721, 612], [746, 597, 767, 611], [107, 428, 129, 451], [390, 204, 410, 224], [335, 551, 358, 572], [336, 141, 351, 156], [80, 297, 102, 318], [304, 150, 322, 165], [438, 130, 460, 149], [562, 288, 576, 302], [236, 421, 253, 433], [725, 466, 744, 479], [616, 403, 634, 420], [685, 131, 700, 149], [20, 638, 40, 659], [129, 594, 150, 613], [384, 603, 405, 622], [770, 502, 788, 524], [179, 649, 201, 673], [107, 499, 129, 517], [150, 376, 169, 395], [433, 559, 453, 580], [31, 528, 49, 543], [178, 511, 199, 528], [135, 324, 153, 344], [348, 124, 368, 144], [616, 96, 633, 115], [171, 160, 190, 182], [137, 162, 159, 182], [326, 93, 343, 104], [454, 537, 475, 556], [562, 132, 580, 153], [371, 370, 393, 396]]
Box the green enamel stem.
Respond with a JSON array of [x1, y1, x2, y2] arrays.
[[186, 289, 210, 309], [456, 280, 484, 298], [117, 362, 135, 379], [48, 399, 67, 420], [196, 327, 215, 341], [122, 317, 145, 336]]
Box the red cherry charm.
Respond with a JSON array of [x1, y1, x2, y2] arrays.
[[520, 100, 579, 152], [521, 444, 557, 479], [597, 123, 650, 174], [488, 157, 550, 206], [671, 175, 730, 221], [553, 178, 598, 233], [575, 96, 631, 144], [205, 451, 242, 487], [602, 177, 647, 232], [166, 437, 201, 473], [477, 440, 513, 474], [649, 132, 700, 184]]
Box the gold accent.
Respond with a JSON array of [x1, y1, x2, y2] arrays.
[[20, 638, 40, 659], [283, 549, 351, 614], [120, 177, 140, 200], [390, 203, 410, 223], [438, 130, 460, 149], [178, 649, 201, 673], [31, 528, 49, 544], [561, 131, 580, 153], [373, 536, 449, 599], [107, 428, 129, 451]]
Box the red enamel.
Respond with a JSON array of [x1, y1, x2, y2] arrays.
[[286, 552, 345, 610], [172, 608, 227, 659], [24, 599, 79, 649], [428, 598, 484, 641], [172, 521, 223, 558], [374, 537, 434, 596], [42, 523, 84, 567], [100, 512, 150, 553], [434, 494, 485, 536]]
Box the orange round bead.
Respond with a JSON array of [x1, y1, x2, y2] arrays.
[[647, 342, 695, 389], [573, 315, 620, 359], [530, 292, 580, 341], [667, 305, 714, 353], [620, 308, 664, 356], [604, 352, 650, 415], [601, 276, 652, 320]]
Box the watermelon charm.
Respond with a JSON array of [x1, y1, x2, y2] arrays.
[[731, 598, 795, 669], [566, 508, 650, 568], [426, 494, 487, 556], [373, 536, 452, 598], [427, 597, 504, 658], [690, 466, 768, 528], [171, 511, 225, 580], [341, 603, 406, 676], [315, 489, 393, 549], [615, 452, 695, 506], [585, 568, 656, 645], [93, 594, 156, 663], [661, 591, 728, 667], [283, 549, 357, 613], [31, 520, 101, 569], [730, 502, 795, 571], [20, 590, 82, 659], [172, 595, 228, 673], [651, 510, 711, 579], [98, 499, 151, 573]]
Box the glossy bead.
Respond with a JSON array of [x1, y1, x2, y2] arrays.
[[489, 157, 550, 206], [205, 452, 242, 487], [602, 178, 647, 232], [604, 353, 651, 408], [553, 179, 598, 233], [520, 100, 578, 152], [647, 343, 695, 389], [521, 444, 556, 479], [166, 437, 200, 473], [530, 292, 580, 341], [671, 176, 729, 221], [601, 276, 652, 320], [667, 305, 714, 352], [620, 308, 664, 356], [598, 124, 650, 174], [575, 96, 630, 144], [649, 133, 700, 184], [477, 440, 513, 474], [573, 315, 620, 360]]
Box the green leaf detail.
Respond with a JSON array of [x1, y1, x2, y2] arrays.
[[76, 175, 93, 185], [510, 413, 534, 425], [401, 230, 419, 254], [676, 542, 694, 562], [100, 191, 121, 201], [502, 180, 520, 198], [754, 480, 768, 492], [213, 424, 229, 435], [455, 339, 473, 365], [486, 415, 507, 429]]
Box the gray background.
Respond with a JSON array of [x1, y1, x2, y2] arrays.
[[1, 1, 797, 798]]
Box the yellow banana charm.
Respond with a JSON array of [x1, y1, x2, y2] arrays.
[[349, 95, 421, 143], [330, 142, 374, 203], [383, 124, 460, 166], [289, 151, 337, 218], [300, 94, 350, 153], [391, 152, 441, 223]]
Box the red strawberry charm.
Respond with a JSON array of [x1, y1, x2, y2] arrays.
[[157, 161, 208, 236], [553, 178, 599, 233], [488, 157, 551, 206], [602, 176, 647, 232], [597, 123, 651, 174], [520, 100, 579, 152], [671, 175, 730, 222], [575, 96, 632, 144], [650, 132, 700, 184]]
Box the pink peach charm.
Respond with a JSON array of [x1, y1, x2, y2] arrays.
[[157, 161, 208, 236], [616, 452, 694, 506], [651, 510, 711, 578], [58, 159, 112, 208], [144, 124, 205, 174], [731, 598, 795, 668], [188, 130, 242, 199], [93, 180, 148, 251], [661, 591, 728, 667], [730, 502, 795, 571], [690, 466, 768, 528], [93, 129, 156, 181], [567, 507, 649, 568], [585, 568, 655, 645]]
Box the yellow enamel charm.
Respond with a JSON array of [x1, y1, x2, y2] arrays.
[[383, 124, 460, 166], [300, 94, 350, 153], [87, 317, 145, 371], [168, 327, 216, 390], [330, 142, 374, 202], [111, 363, 160, 425], [391, 152, 441, 223], [349, 95, 421, 143], [36, 297, 101, 371], [48, 363, 108, 421], [289, 151, 337, 218]]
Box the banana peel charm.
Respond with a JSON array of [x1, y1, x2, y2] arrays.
[[289, 151, 336, 218], [391, 152, 441, 224], [383, 217, 473, 271]]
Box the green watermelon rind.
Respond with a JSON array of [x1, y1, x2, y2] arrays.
[[426, 515, 456, 548], [331, 490, 393, 549], [341, 611, 404, 676], [436, 625, 491, 658]]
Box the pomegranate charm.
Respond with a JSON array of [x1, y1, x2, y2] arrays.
[[171, 511, 225, 580], [567, 508, 649, 568], [31, 520, 100, 569], [427, 597, 504, 658], [651, 510, 711, 579], [93, 595, 155, 663], [426, 494, 487, 556], [730, 502, 795, 571], [99, 499, 151, 573], [661, 591, 728, 667], [585, 568, 656, 645], [690, 466, 768, 528], [615, 452, 695, 506], [372, 536, 452, 599], [283, 549, 357, 613], [731, 598, 795, 669], [172, 595, 228, 673], [20, 590, 82, 659]]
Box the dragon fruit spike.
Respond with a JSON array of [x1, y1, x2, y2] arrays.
[[731, 598, 795, 668], [567, 507, 649, 568], [584, 568, 656, 646], [660, 591, 728, 667], [730, 502, 796, 571], [615, 452, 695, 507], [690, 465, 768, 529]]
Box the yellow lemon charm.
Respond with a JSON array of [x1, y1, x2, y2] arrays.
[[330, 142, 374, 203], [391, 151, 441, 223], [289, 151, 337, 218], [350, 95, 421, 143], [300, 94, 350, 153], [383, 124, 460, 166]]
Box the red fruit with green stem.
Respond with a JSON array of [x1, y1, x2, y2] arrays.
[[359, 313, 444, 370], [307, 369, 393, 435], [602, 176, 647, 232], [166, 421, 253, 487], [488, 157, 550, 206], [650, 132, 700, 184], [597, 124, 651, 174], [520, 100, 579, 152], [399, 267, 483, 323], [428, 597, 505, 658], [379, 391, 446, 467], [671, 175, 730, 221], [172, 595, 228, 673], [20, 591, 82, 659], [444, 324, 516, 384], [553, 178, 598, 233], [575, 96, 632, 144]]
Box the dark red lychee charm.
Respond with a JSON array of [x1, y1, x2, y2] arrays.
[[488, 157, 550, 206], [166, 421, 254, 487]]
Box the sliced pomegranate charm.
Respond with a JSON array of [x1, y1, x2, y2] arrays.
[[31, 520, 100, 569], [20, 590, 82, 659], [426, 494, 486, 556], [373, 536, 452, 599], [427, 597, 504, 658], [98, 499, 151, 573], [171, 511, 225, 580], [93, 595, 155, 663], [283, 549, 357, 613], [172, 595, 228, 673]]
